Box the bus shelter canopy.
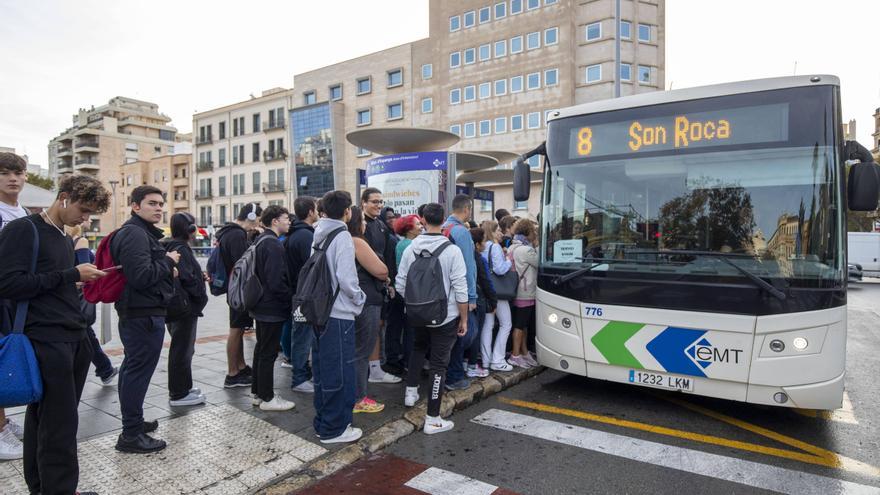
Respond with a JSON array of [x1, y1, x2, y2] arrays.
[[457, 169, 543, 184], [455, 152, 499, 172], [346, 128, 460, 155]]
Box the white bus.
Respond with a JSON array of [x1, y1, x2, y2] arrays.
[[512, 75, 880, 410]]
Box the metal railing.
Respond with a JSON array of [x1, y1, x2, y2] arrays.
[[263, 150, 288, 162], [195, 191, 213, 199], [75, 139, 99, 149], [196, 161, 214, 172], [197, 136, 213, 145], [262, 183, 285, 193], [75, 158, 98, 166], [265, 119, 286, 130]]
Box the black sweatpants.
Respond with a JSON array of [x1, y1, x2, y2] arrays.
[[23, 337, 92, 495], [405, 318, 459, 417], [118, 316, 165, 437], [167, 315, 198, 400], [251, 320, 284, 402]]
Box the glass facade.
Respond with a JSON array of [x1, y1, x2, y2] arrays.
[[291, 103, 335, 198]]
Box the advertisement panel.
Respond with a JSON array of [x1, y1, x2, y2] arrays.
[[366, 152, 448, 215]]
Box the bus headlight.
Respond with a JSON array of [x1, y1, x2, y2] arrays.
[[792, 337, 808, 350], [769, 339, 785, 352], [548, 313, 559, 324]]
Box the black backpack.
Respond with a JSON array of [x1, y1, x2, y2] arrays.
[[293, 227, 346, 328], [404, 241, 452, 327]]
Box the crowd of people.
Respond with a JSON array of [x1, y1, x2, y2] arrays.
[[0, 150, 541, 493]]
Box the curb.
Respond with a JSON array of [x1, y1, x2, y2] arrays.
[[254, 365, 544, 495]]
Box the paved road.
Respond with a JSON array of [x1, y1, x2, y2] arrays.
[[313, 280, 880, 495]]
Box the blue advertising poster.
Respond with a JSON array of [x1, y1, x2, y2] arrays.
[[366, 152, 448, 176], [365, 152, 448, 215]]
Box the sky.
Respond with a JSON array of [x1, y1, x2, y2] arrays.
[[1, 0, 878, 168]]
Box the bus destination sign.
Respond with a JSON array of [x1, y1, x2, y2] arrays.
[[569, 103, 789, 159]]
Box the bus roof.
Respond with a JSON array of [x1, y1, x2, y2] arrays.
[[552, 75, 840, 122]]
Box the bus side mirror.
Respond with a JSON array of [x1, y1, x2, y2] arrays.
[[848, 161, 880, 211], [513, 158, 531, 202]]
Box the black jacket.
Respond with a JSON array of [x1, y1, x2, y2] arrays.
[[162, 238, 208, 317], [250, 230, 292, 322], [216, 222, 249, 275], [475, 248, 497, 313], [364, 214, 398, 284], [110, 213, 176, 319], [284, 219, 314, 290]]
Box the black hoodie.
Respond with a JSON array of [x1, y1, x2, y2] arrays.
[[161, 238, 208, 316], [250, 230, 292, 322], [284, 219, 314, 289], [110, 213, 176, 319], [216, 222, 250, 275]]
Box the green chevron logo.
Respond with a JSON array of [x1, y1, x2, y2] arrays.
[[591, 321, 645, 369]]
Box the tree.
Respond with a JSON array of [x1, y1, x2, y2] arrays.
[[27, 172, 55, 191]]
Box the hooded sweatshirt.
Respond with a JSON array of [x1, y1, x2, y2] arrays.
[[395, 233, 468, 327], [312, 218, 366, 320]]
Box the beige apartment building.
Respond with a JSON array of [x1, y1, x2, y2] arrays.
[[48, 97, 178, 236], [117, 142, 193, 229], [191, 88, 294, 226], [192, 0, 664, 225]]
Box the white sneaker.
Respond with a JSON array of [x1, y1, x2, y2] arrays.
[[251, 394, 263, 406], [259, 396, 296, 411], [424, 416, 454, 435], [320, 425, 363, 444], [0, 427, 23, 460], [292, 380, 315, 393], [489, 361, 514, 372], [280, 358, 292, 369], [523, 353, 539, 367], [169, 391, 206, 407], [508, 355, 532, 369], [404, 386, 419, 407], [5, 418, 24, 440], [466, 365, 490, 378], [190, 387, 202, 396], [369, 371, 402, 384]]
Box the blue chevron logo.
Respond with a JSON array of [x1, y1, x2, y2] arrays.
[[646, 327, 708, 378]]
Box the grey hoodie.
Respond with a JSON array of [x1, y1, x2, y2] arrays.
[[313, 218, 366, 320], [396, 233, 468, 327]]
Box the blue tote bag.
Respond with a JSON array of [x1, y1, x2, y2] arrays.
[[0, 219, 44, 407]]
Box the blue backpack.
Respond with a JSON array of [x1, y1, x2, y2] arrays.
[[207, 247, 227, 296]]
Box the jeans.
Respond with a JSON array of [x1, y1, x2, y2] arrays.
[[85, 325, 114, 379], [446, 310, 478, 384], [252, 320, 284, 402], [118, 316, 165, 437], [481, 300, 512, 368], [280, 319, 292, 361], [354, 304, 382, 400], [312, 317, 356, 440], [466, 300, 487, 364], [406, 318, 459, 417], [23, 337, 92, 495], [291, 322, 314, 387], [167, 316, 198, 400]]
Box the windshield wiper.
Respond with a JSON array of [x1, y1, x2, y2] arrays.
[[552, 261, 606, 285]]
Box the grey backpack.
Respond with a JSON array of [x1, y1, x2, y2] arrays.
[[227, 236, 271, 312], [404, 241, 452, 327]]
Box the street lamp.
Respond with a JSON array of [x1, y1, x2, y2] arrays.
[[108, 180, 119, 231]]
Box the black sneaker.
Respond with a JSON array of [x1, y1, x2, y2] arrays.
[[115, 433, 166, 454], [224, 372, 252, 388], [143, 420, 158, 433], [241, 365, 253, 376]]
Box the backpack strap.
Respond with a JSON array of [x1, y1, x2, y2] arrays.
[[430, 241, 452, 258], [13, 219, 39, 334], [315, 227, 346, 251]]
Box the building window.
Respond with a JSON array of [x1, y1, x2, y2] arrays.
[[494, 39, 507, 58], [449, 124, 461, 136], [620, 20, 631, 39], [495, 1, 506, 18], [545, 27, 558, 45], [356, 76, 371, 95], [510, 35, 523, 54], [218, 121, 226, 139], [527, 0, 539, 10], [545, 0, 557, 4], [479, 82, 491, 99], [218, 176, 226, 197], [450, 88, 461, 105], [514, 199, 528, 210], [232, 145, 239, 165], [527, 112, 541, 129], [527, 155, 540, 168], [464, 47, 475, 65], [356, 146, 371, 157], [479, 6, 491, 23], [586, 64, 602, 83], [510, 0, 523, 15], [545, 68, 558, 86], [357, 108, 372, 126], [253, 113, 261, 132], [620, 63, 632, 81], [219, 148, 226, 167], [479, 120, 491, 136], [510, 75, 524, 93], [527, 72, 541, 90], [450, 15, 460, 32], [494, 79, 508, 96], [387, 102, 403, 120], [464, 122, 476, 138], [252, 142, 260, 162], [511, 114, 524, 132], [464, 85, 476, 102], [253, 172, 261, 193], [494, 117, 507, 134], [422, 97, 433, 113], [329, 84, 343, 101], [387, 69, 403, 88], [526, 31, 540, 50], [303, 92, 316, 105], [638, 65, 651, 83], [638, 23, 651, 42], [463, 10, 475, 28], [422, 64, 433, 80], [479, 43, 491, 61], [450, 51, 461, 68], [586, 22, 601, 41]]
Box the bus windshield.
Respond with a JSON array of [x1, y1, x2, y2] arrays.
[[542, 86, 844, 290]]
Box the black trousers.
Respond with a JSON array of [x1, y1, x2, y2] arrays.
[[251, 320, 284, 401], [118, 316, 165, 437], [405, 318, 459, 417], [23, 337, 92, 495], [167, 315, 198, 400]]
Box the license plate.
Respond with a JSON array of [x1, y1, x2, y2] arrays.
[[628, 370, 694, 392]]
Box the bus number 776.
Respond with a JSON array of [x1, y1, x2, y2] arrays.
[[584, 306, 604, 317]]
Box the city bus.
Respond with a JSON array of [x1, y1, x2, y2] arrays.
[[512, 75, 880, 410]]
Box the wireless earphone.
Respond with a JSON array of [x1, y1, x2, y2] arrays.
[[62, 199, 68, 209], [246, 202, 257, 221]]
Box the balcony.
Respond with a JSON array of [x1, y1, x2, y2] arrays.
[[196, 136, 213, 146], [195, 191, 213, 200], [75, 139, 100, 152], [196, 161, 214, 172], [264, 119, 286, 132], [56, 146, 72, 156], [56, 164, 74, 174], [263, 150, 288, 162], [74, 158, 100, 171], [173, 199, 189, 209], [262, 183, 286, 193], [172, 177, 188, 187]]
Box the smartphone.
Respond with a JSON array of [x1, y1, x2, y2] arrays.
[[102, 265, 122, 273]]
